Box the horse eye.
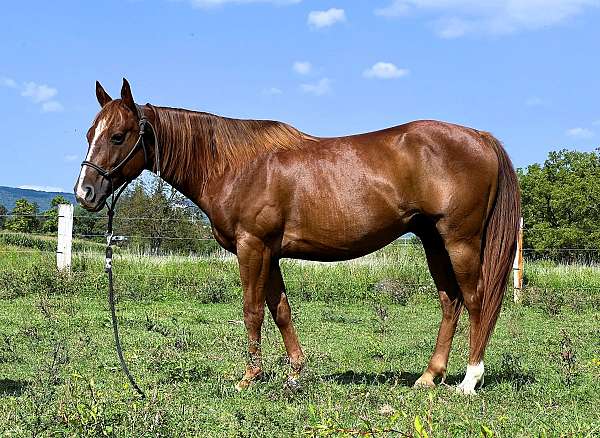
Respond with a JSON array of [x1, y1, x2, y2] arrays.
[[111, 133, 125, 145]]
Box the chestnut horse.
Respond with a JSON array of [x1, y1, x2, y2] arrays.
[[75, 79, 520, 394]]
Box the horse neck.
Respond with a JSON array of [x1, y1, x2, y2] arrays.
[[149, 105, 312, 208]]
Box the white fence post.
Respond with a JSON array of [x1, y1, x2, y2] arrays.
[[513, 217, 524, 303], [57, 204, 74, 272]]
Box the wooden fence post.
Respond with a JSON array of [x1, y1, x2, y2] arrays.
[[513, 217, 524, 303], [57, 204, 74, 272]]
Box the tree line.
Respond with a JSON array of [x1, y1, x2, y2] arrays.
[[0, 179, 218, 256], [2, 148, 600, 256], [0, 195, 70, 234], [518, 148, 600, 259]]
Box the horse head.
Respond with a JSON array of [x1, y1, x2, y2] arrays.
[[74, 79, 149, 211]]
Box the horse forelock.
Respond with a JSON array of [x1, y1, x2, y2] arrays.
[[87, 101, 131, 142]]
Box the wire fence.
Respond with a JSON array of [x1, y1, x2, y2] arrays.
[[2, 213, 600, 248], [3, 212, 600, 263]]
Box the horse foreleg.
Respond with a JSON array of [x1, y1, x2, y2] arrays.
[[265, 262, 305, 386], [235, 235, 271, 391]]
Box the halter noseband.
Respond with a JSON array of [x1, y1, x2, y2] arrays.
[[80, 104, 160, 209]]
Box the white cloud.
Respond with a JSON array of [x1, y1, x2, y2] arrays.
[[301, 78, 332, 96], [293, 61, 312, 75], [0, 76, 17, 88], [64, 154, 78, 162], [308, 8, 346, 29], [525, 96, 545, 107], [189, 0, 300, 8], [21, 82, 58, 103], [375, 1, 409, 17], [374, 0, 599, 37], [364, 62, 409, 79], [42, 101, 64, 112], [263, 87, 283, 95], [434, 17, 473, 38], [18, 185, 65, 193], [566, 127, 594, 138], [592, 119, 600, 126], [3, 80, 65, 112]]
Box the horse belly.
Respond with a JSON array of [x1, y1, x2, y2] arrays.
[[281, 231, 408, 261], [280, 180, 414, 261]]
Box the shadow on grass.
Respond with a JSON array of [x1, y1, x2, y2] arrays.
[[322, 370, 423, 386], [0, 379, 28, 396], [322, 370, 535, 390]]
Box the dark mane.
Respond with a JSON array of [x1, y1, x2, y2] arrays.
[[152, 106, 316, 186]]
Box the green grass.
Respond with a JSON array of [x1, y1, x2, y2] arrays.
[[0, 243, 599, 436]]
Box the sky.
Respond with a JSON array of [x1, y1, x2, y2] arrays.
[[1, 0, 599, 193]]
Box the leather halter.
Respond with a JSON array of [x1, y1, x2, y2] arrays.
[[80, 104, 160, 205]]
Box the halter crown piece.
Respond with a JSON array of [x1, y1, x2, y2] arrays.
[[79, 103, 160, 399]]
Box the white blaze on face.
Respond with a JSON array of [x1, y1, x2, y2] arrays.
[[457, 361, 484, 395], [76, 118, 108, 199]]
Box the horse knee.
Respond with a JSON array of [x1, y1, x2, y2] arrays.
[[243, 306, 264, 330]]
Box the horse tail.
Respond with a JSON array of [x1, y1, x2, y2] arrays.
[[474, 132, 521, 359]]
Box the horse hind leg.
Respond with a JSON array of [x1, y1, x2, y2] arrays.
[[265, 261, 305, 387], [444, 238, 488, 395], [414, 231, 464, 388]]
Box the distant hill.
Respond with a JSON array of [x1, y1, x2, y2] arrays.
[[0, 186, 76, 212]]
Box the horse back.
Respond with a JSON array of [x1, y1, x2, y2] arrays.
[[205, 120, 499, 260]]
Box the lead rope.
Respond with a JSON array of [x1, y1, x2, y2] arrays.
[[105, 191, 145, 399], [103, 105, 159, 399]]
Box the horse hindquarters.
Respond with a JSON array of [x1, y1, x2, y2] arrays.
[[414, 132, 520, 394], [456, 134, 521, 394]]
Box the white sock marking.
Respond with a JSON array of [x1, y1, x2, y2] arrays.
[[458, 361, 484, 395]]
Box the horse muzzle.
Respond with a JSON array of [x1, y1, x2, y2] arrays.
[[74, 177, 109, 212]]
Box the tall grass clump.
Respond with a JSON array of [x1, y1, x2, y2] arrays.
[[0, 231, 105, 253], [2, 239, 599, 308]]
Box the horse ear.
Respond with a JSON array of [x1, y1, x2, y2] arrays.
[[95, 81, 112, 107], [120, 78, 137, 114]]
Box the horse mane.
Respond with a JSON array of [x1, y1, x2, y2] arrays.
[[151, 106, 316, 185]]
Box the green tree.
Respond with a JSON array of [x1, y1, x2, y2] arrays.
[[73, 205, 105, 239], [40, 195, 71, 233], [5, 199, 40, 233], [115, 178, 214, 255], [0, 203, 7, 229], [518, 149, 600, 253]]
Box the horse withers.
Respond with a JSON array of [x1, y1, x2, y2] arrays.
[[75, 79, 520, 395]]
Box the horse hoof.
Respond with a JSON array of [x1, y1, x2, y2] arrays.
[[456, 382, 478, 395], [235, 379, 251, 392], [413, 375, 435, 389]]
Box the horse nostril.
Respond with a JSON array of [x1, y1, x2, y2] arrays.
[[83, 184, 95, 202]]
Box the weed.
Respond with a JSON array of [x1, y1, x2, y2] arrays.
[[373, 304, 390, 335], [373, 279, 414, 305], [0, 335, 18, 364], [558, 330, 578, 386], [496, 352, 534, 390]]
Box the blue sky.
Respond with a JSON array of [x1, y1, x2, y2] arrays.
[[1, 0, 599, 193]]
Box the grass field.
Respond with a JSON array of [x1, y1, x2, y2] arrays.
[[0, 238, 599, 436]]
